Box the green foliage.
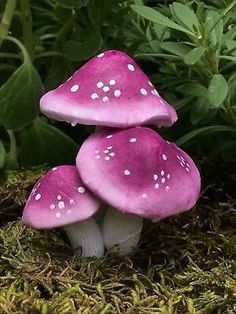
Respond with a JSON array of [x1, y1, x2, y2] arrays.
[[131, 0, 236, 156], [0, 57, 43, 130], [0, 0, 236, 169], [19, 119, 78, 167]]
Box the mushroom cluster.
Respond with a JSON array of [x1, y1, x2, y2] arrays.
[[23, 50, 201, 257]]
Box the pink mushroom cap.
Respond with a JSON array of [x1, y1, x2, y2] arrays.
[[40, 50, 177, 128], [76, 127, 201, 221], [23, 165, 100, 229]]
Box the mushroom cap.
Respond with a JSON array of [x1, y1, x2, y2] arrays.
[[40, 50, 177, 128], [76, 127, 201, 221], [22, 165, 100, 229]]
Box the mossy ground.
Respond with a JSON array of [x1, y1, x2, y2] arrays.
[[0, 167, 235, 313]]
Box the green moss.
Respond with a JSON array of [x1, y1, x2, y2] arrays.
[[0, 169, 235, 313]]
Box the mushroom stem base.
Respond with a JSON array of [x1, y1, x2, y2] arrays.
[[64, 218, 104, 257], [102, 207, 143, 255]]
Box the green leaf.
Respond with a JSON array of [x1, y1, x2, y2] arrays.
[[0, 140, 6, 168], [176, 125, 236, 146], [0, 62, 44, 130], [208, 74, 229, 108], [63, 35, 102, 61], [86, 0, 110, 30], [177, 83, 208, 98], [190, 98, 209, 125], [54, 0, 90, 9], [184, 46, 205, 65], [131, 5, 194, 35], [160, 42, 190, 56], [171, 2, 200, 33], [205, 11, 223, 47], [19, 119, 78, 167]]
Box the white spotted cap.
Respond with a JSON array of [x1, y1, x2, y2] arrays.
[[22, 166, 100, 229], [40, 50, 177, 128], [76, 127, 201, 220]]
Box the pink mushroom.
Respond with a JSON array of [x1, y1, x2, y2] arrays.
[[76, 127, 201, 255], [22, 165, 104, 257], [40, 50, 177, 128]]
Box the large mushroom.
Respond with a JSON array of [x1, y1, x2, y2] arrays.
[[40, 50, 177, 128], [76, 127, 201, 255], [22, 165, 104, 257]]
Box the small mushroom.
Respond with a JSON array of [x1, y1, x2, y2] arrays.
[[40, 50, 177, 128], [76, 127, 201, 255], [22, 165, 104, 257]]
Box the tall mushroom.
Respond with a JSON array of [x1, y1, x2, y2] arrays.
[[76, 127, 201, 255], [40, 50, 177, 128], [22, 165, 104, 257]]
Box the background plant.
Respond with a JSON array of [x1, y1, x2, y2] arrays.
[[0, 0, 235, 171]]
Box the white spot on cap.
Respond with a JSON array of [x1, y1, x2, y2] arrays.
[[91, 93, 99, 99], [162, 154, 167, 161], [103, 96, 109, 102], [52, 167, 57, 171], [166, 186, 170, 191], [95, 155, 101, 159], [127, 64, 135, 71], [107, 146, 112, 149], [58, 201, 65, 209], [56, 212, 61, 218], [109, 152, 115, 157], [78, 186, 85, 194], [161, 178, 166, 184], [69, 199, 75, 204], [155, 183, 159, 189], [57, 195, 62, 200], [97, 53, 104, 58], [114, 90, 121, 97], [105, 156, 110, 161], [97, 81, 104, 88], [148, 81, 153, 86], [124, 169, 131, 176], [103, 86, 110, 92], [154, 89, 159, 96], [161, 170, 165, 176], [103, 150, 109, 153], [130, 138, 137, 143], [154, 174, 158, 180], [167, 174, 170, 179], [106, 135, 113, 138], [186, 168, 190, 172], [140, 88, 148, 96], [109, 79, 116, 85], [71, 84, 79, 92], [35, 194, 41, 201], [95, 150, 99, 153], [142, 193, 148, 198], [50, 204, 55, 210], [71, 122, 76, 127]]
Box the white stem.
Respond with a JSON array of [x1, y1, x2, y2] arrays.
[[102, 208, 143, 255], [64, 218, 104, 257]]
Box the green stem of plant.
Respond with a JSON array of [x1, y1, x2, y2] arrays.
[[0, 0, 17, 45], [6, 35, 31, 64], [19, 0, 34, 59], [6, 130, 18, 170]]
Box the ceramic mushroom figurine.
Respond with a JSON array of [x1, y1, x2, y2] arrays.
[[22, 165, 104, 257], [76, 127, 201, 255], [40, 50, 177, 128]]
